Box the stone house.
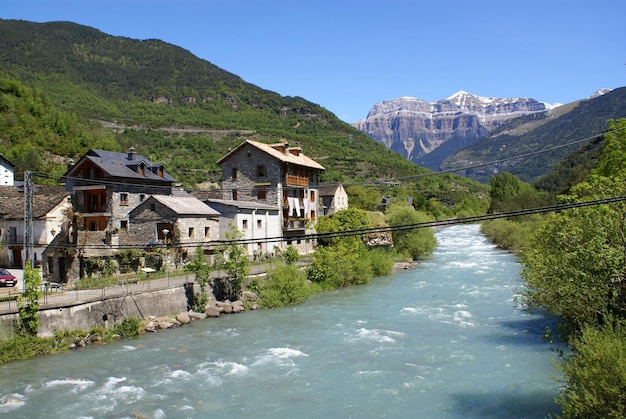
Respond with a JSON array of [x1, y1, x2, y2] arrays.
[[128, 194, 220, 264], [203, 198, 282, 258], [46, 147, 180, 282], [0, 185, 71, 270], [0, 154, 15, 186], [63, 148, 177, 232], [216, 140, 325, 254], [319, 182, 349, 216]]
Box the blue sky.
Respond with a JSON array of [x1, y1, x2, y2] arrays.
[[3, 0, 625, 122]]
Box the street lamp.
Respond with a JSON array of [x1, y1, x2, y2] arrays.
[[162, 229, 169, 281]]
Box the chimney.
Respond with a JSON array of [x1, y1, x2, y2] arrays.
[[127, 147, 135, 160]]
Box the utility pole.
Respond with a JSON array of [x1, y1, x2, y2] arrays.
[[23, 170, 33, 268]]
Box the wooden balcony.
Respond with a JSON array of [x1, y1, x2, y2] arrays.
[[285, 174, 309, 187]]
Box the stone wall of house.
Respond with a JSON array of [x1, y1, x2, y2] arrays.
[[221, 143, 282, 205]]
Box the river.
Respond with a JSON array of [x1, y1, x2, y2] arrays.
[[0, 224, 562, 418]]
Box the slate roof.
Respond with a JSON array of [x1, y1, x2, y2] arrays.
[[318, 182, 343, 196], [66, 149, 177, 183], [151, 195, 219, 216], [0, 185, 69, 220], [204, 198, 278, 211], [0, 154, 15, 169], [217, 140, 325, 171]]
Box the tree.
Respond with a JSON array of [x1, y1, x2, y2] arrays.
[[556, 318, 626, 418], [17, 264, 41, 336], [186, 246, 211, 311], [386, 202, 437, 260], [519, 120, 626, 331], [520, 176, 626, 331], [345, 185, 381, 211], [217, 226, 250, 300]]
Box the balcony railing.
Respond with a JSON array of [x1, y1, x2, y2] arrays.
[[285, 175, 309, 187], [283, 219, 308, 230]]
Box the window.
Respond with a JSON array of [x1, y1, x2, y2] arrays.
[[120, 220, 128, 230], [257, 220, 262, 229], [139, 194, 145, 202], [120, 193, 128, 206], [204, 226, 210, 237], [256, 165, 266, 177], [232, 168, 237, 179], [257, 188, 267, 200], [242, 219, 248, 229], [188, 227, 194, 237], [232, 190, 238, 201]]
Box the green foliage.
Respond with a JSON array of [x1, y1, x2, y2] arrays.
[[186, 247, 211, 312], [520, 175, 626, 331], [283, 245, 299, 265], [556, 318, 626, 419], [115, 249, 142, 273], [83, 256, 116, 278], [254, 264, 312, 308], [307, 245, 373, 289], [367, 247, 395, 277], [217, 227, 250, 300], [593, 119, 626, 178], [16, 264, 41, 336], [112, 318, 141, 337], [307, 207, 394, 289], [0, 333, 64, 363], [488, 172, 552, 214], [316, 207, 373, 247], [346, 185, 382, 211], [480, 215, 545, 254], [386, 202, 437, 260]]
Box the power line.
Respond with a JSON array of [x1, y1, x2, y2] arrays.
[[31, 194, 626, 251], [32, 125, 625, 193]]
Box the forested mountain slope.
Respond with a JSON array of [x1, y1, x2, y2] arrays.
[[0, 19, 487, 205]]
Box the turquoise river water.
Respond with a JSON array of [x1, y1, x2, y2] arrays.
[[0, 224, 563, 418]]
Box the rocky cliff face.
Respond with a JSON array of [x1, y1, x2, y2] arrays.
[[352, 91, 550, 170]]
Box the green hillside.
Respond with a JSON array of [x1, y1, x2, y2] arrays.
[[442, 88, 626, 184], [0, 19, 486, 205]]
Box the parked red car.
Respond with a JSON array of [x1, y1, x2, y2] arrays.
[[0, 268, 17, 287]]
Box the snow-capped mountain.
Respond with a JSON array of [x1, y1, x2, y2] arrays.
[[352, 91, 552, 170]]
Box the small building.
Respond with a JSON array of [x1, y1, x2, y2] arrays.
[[128, 194, 220, 263], [203, 198, 282, 258], [0, 185, 71, 269], [319, 182, 349, 216], [0, 154, 15, 186]]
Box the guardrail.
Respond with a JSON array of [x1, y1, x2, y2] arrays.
[[0, 274, 194, 313]]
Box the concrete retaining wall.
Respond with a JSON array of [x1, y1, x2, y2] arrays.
[[0, 284, 195, 338]]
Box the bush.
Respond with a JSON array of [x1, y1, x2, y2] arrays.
[[256, 264, 311, 308], [556, 319, 626, 418], [368, 248, 394, 277], [112, 318, 141, 337]]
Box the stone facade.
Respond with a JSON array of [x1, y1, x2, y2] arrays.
[[216, 140, 325, 255]]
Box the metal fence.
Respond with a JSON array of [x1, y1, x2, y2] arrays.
[[0, 274, 194, 313]]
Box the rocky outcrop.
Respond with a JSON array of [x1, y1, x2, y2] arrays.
[[352, 91, 551, 170]]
